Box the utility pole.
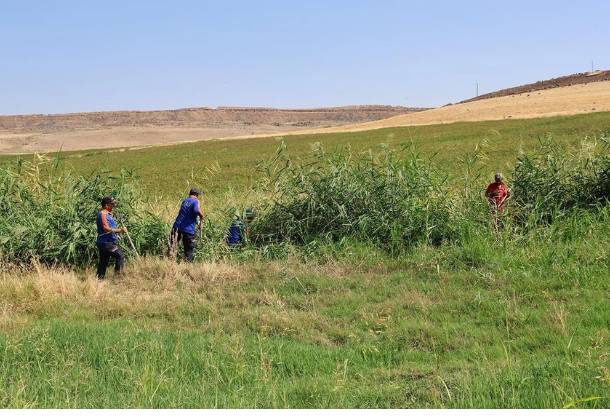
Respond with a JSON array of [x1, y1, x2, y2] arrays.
[[591, 60, 594, 73], [476, 81, 479, 97]]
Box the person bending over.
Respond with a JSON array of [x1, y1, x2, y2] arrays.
[[169, 188, 204, 262], [226, 208, 256, 247]]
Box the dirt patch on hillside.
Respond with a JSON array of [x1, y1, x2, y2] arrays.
[[0, 106, 424, 154]]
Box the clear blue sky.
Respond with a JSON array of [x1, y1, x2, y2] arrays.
[[2, 0, 608, 115]]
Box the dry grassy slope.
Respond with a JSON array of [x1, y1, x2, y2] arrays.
[[0, 105, 424, 133], [460, 70, 610, 103], [296, 80, 610, 135], [0, 106, 424, 154]]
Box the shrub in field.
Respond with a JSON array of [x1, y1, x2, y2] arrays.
[[0, 155, 167, 266], [251, 138, 610, 252], [511, 136, 610, 225], [3, 137, 609, 266], [252, 144, 461, 251]]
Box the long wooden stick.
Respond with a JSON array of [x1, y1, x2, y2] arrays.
[[117, 214, 140, 259]]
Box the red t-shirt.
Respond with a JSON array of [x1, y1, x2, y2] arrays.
[[486, 182, 509, 209]]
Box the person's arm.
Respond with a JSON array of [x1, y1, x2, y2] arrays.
[[485, 185, 492, 199], [101, 212, 126, 233], [196, 199, 204, 220]]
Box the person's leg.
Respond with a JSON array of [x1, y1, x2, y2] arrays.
[[493, 211, 500, 232], [111, 246, 125, 274], [183, 232, 195, 262], [167, 227, 179, 257], [96, 244, 111, 279], [176, 230, 184, 260], [497, 207, 506, 229]]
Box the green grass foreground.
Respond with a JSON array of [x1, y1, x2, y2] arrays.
[[0, 112, 609, 408], [0, 229, 608, 408]]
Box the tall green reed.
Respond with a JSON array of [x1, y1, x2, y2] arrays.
[[252, 143, 462, 252], [0, 155, 166, 266], [2, 135, 608, 267]]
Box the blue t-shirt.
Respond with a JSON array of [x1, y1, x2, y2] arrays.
[[226, 220, 244, 245], [96, 209, 119, 244], [173, 197, 200, 234]]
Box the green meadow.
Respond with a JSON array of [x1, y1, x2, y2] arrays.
[[0, 112, 609, 408], [5, 111, 608, 201]]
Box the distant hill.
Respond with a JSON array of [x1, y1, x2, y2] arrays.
[[461, 70, 610, 103], [294, 78, 610, 134], [0, 105, 427, 134], [0, 105, 428, 154]]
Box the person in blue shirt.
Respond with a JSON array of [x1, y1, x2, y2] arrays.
[[96, 196, 128, 279], [226, 208, 256, 247], [169, 188, 204, 262]]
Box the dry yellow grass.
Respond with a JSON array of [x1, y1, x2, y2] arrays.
[[0, 107, 416, 154], [0, 259, 244, 323], [0, 257, 374, 326], [0, 125, 305, 154], [300, 80, 610, 134]]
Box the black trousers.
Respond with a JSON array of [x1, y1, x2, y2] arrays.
[[96, 242, 125, 278], [170, 228, 196, 262]]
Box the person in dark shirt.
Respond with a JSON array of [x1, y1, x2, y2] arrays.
[[96, 196, 128, 279], [168, 188, 204, 262]]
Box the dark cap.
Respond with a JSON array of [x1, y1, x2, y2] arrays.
[[101, 196, 117, 206], [189, 188, 202, 196]]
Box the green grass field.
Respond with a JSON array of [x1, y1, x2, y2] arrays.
[[0, 112, 609, 408], [5, 111, 609, 202], [1, 231, 608, 408]]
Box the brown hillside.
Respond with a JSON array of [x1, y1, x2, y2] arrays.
[[461, 70, 610, 103], [293, 80, 610, 135], [0, 105, 426, 154], [0, 105, 425, 134]]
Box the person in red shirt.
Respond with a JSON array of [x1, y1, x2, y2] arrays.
[[485, 173, 511, 228]]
